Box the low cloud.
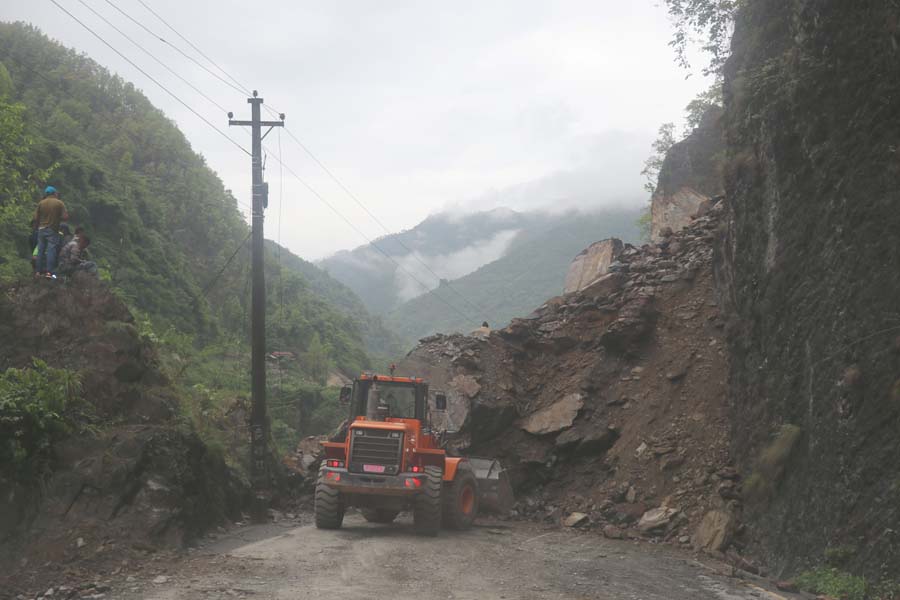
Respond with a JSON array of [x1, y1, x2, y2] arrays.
[[394, 229, 521, 302]]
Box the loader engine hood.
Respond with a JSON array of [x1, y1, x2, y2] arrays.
[[347, 421, 411, 476]]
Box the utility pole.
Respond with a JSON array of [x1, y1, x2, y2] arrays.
[[228, 92, 284, 522]]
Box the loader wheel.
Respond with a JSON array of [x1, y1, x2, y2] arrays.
[[361, 508, 399, 524], [314, 466, 344, 529], [413, 466, 442, 536], [442, 464, 478, 530]]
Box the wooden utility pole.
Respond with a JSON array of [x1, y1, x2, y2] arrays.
[[228, 92, 284, 522]]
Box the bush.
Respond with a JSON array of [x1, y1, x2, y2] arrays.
[[795, 568, 867, 600], [0, 359, 82, 478]]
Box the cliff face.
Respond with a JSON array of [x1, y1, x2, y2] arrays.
[[720, 0, 900, 578], [651, 107, 725, 241]]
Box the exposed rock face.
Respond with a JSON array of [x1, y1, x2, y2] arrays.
[[400, 204, 733, 542], [719, 0, 900, 579], [563, 238, 624, 294], [0, 279, 244, 577], [521, 393, 584, 435], [651, 187, 710, 241], [650, 108, 724, 241]]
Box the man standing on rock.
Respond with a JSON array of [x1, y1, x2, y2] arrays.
[[33, 186, 68, 278]]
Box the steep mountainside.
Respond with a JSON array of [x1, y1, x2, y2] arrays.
[[0, 22, 384, 376], [385, 208, 642, 347], [719, 0, 900, 579]]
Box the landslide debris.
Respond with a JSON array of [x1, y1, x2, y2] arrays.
[[402, 201, 740, 551], [0, 277, 245, 597]]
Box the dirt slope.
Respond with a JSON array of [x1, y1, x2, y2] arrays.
[[401, 202, 742, 553], [0, 277, 245, 596]]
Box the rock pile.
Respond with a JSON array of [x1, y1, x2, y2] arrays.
[[402, 198, 743, 556]]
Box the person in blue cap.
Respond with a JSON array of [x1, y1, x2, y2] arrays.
[[34, 186, 69, 278]]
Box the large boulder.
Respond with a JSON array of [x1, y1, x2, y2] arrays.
[[692, 509, 735, 553], [564, 239, 624, 294], [521, 393, 584, 435]]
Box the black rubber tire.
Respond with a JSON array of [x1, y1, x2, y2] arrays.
[[413, 466, 442, 536], [360, 508, 400, 524], [314, 466, 344, 529], [442, 464, 479, 530]]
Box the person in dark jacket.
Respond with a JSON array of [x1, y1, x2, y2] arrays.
[[33, 186, 69, 277]]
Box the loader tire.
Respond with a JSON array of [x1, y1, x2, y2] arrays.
[[442, 464, 478, 530], [361, 508, 399, 524], [314, 466, 344, 529], [413, 466, 442, 536]]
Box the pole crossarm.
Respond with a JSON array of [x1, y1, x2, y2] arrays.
[[229, 120, 285, 127]]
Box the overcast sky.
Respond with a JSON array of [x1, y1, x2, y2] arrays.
[[3, 1, 710, 260]]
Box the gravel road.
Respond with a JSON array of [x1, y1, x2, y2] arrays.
[[122, 513, 799, 600]]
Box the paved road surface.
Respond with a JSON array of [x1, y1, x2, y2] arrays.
[[125, 513, 797, 600]]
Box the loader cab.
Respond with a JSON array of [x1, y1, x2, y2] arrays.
[[348, 374, 428, 423]]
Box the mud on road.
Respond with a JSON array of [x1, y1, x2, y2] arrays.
[[120, 513, 799, 600]]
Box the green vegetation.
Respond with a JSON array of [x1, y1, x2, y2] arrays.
[[0, 359, 83, 478], [795, 568, 867, 600], [0, 23, 389, 467], [664, 0, 738, 76], [743, 423, 802, 504]]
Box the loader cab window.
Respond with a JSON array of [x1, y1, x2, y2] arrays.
[[352, 380, 424, 420]]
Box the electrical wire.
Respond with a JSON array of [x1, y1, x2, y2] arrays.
[[133, 0, 253, 97], [103, 0, 248, 97], [280, 126, 485, 316], [261, 146, 479, 327], [50, 0, 252, 156], [75, 0, 231, 114], [58, 0, 480, 326], [201, 230, 252, 296]]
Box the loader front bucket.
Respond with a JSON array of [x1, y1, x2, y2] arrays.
[[468, 457, 514, 515]]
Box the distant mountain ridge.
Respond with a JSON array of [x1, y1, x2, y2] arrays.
[[383, 208, 643, 346], [319, 207, 539, 315]]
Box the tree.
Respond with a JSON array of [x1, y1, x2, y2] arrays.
[[685, 82, 724, 129], [640, 123, 677, 194], [664, 0, 738, 76], [304, 333, 332, 386]]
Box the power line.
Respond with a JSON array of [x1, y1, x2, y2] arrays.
[[201, 230, 252, 296], [133, 0, 253, 97], [75, 0, 231, 114], [101, 0, 248, 97], [280, 126, 485, 316], [262, 146, 479, 327], [50, 0, 252, 156], [100, 0, 477, 322]]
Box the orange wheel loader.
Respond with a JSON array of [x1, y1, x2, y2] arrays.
[[315, 372, 512, 536]]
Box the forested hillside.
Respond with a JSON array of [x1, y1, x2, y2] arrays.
[[0, 23, 399, 460], [385, 208, 642, 346]]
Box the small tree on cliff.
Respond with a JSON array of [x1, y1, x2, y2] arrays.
[[665, 0, 738, 76]]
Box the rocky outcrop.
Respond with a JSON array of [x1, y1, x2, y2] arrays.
[[0, 279, 246, 582], [719, 0, 900, 579], [650, 108, 724, 241], [400, 204, 734, 545], [563, 238, 624, 294]]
